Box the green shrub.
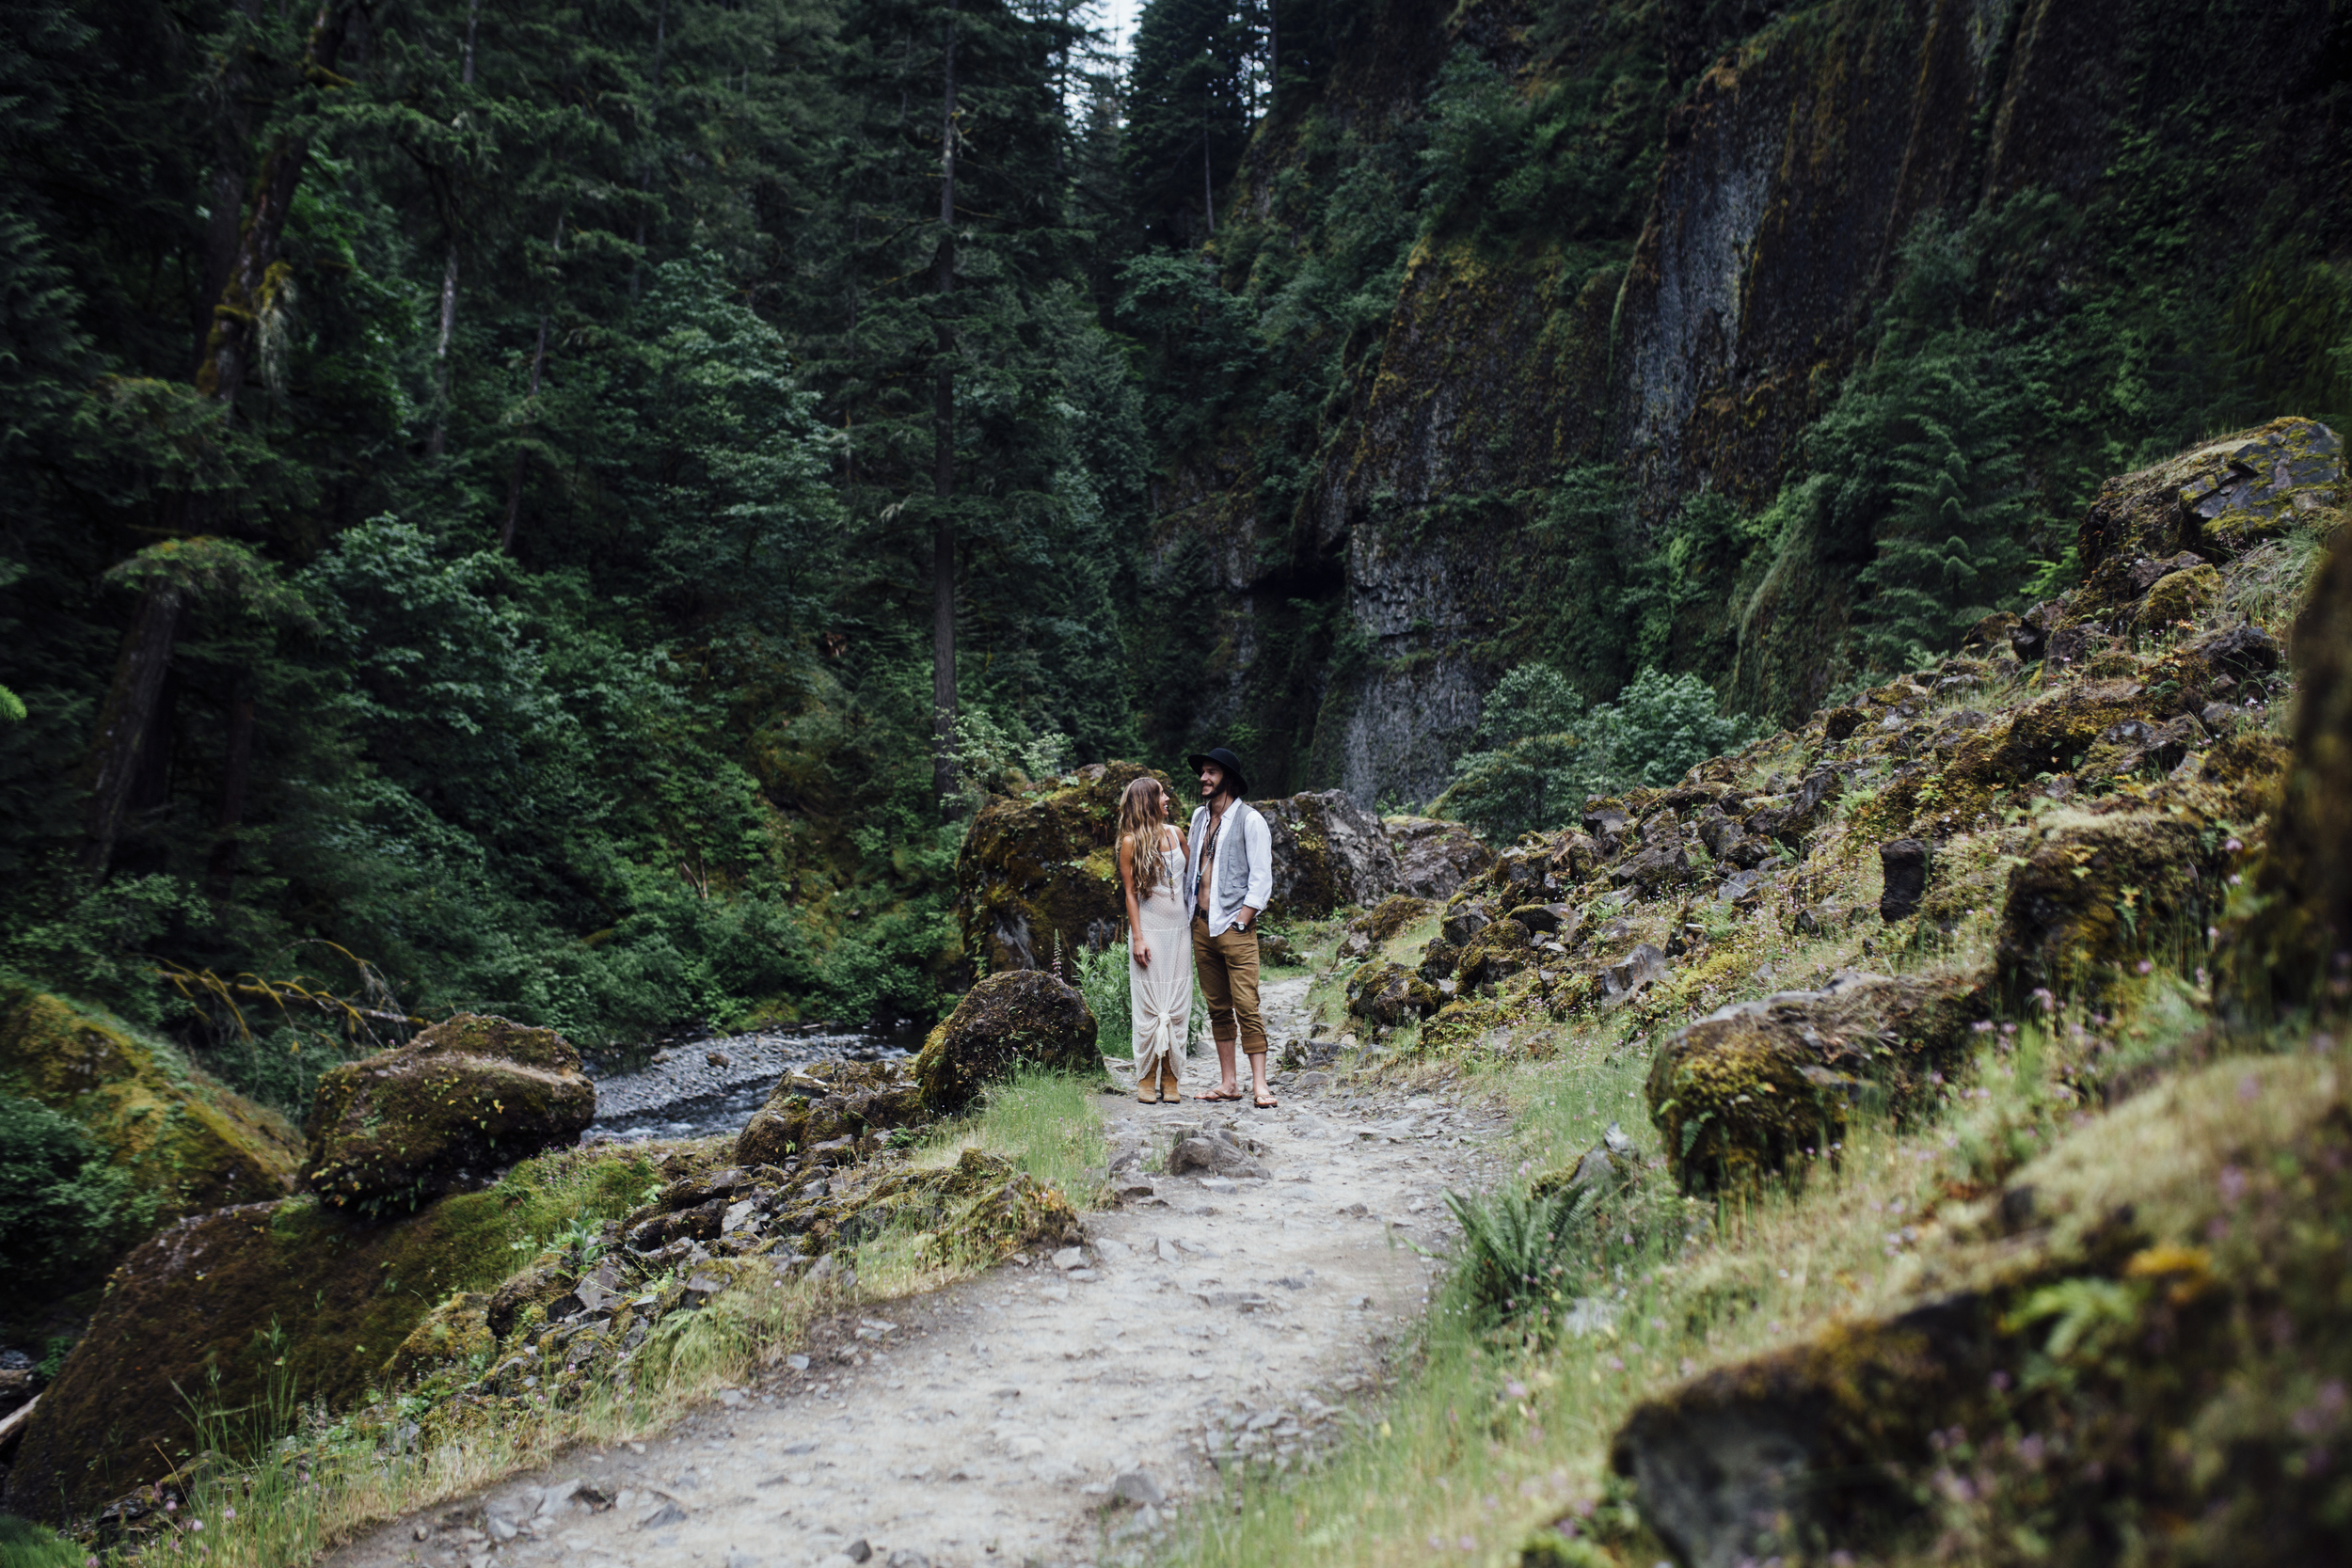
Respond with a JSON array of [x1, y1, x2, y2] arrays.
[[1437, 664, 1757, 837], [0, 1094, 156, 1301]]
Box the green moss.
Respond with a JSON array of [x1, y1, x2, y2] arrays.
[[0, 981, 301, 1224]]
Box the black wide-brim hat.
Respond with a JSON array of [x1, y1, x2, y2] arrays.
[[1185, 747, 1250, 799]]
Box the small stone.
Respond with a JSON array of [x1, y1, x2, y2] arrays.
[[845, 1541, 873, 1563], [787, 1354, 811, 1370], [1052, 1246, 1087, 1271], [484, 1513, 518, 1543], [885, 1551, 930, 1568], [639, 1501, 688, 1529], [1113, 1470, 1168, 1507]]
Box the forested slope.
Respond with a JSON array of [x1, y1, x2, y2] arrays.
[[1, 0, 2348, 1083]]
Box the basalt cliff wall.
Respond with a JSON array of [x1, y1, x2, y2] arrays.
[[1149, 0, 2349, 806]]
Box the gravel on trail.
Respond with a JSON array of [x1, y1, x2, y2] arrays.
[[329, 978, 1509, 1568]]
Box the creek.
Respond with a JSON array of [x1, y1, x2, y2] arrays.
[[583, 1026, 914, 1144]]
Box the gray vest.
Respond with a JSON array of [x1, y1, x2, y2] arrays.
[[1192, 801, 1257, 909]]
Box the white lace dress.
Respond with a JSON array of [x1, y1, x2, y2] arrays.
[[1129, 839, 1192, 1083]]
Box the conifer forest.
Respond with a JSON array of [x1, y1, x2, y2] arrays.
[[4, 0, 2352, 1558]]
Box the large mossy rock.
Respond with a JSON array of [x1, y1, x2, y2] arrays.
[[736, 1059, 924, 1167], [2072, 417, 2343, 624], [911, 970, 1097, 1115], [2, 1140, 659, 1520], [1256, 789, 1397, 913], [1646, 971, 1985, 1192], [304, 1014, 595, 1212], [2228, 532, 2352, 1021], [956, 761, 1172, 974], [1614, 1047, 2352, 1567], [0, 981, 301, 1224]]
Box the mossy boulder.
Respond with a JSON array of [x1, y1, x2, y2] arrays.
[[736, 1060, 923, 1167], [2225, 534, 2352, 1021], [0, 981, 301, 1225], [2073, 416, 2344, 623], [303, 1014, 595, 1212], [956, 760, 1173, 974], [3, 1139, 657, 1520], [1383, 815, 1495, 898], [1615, 1046, 2352, 1567], [1646, 971, 1986, 1192], [1992, 801, 2232, 1006], [1454, 916, 1534, 992], [1259, 789, 1398, 913], [2134, 562, 2223, 632], [911, 970, 1097, 1115], [1344, 960, 1440, 1028]]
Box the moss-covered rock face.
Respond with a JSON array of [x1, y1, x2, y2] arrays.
[[1258, 790, 1398, 913], [736, 1060, 924, 1167], [911, 971, 1097, 1115], [303, 1014, 596, 1212], [955, 761, 1172, 974], [0, 981, 301, 1224], [1615, 1047, 2352, 1568], [2226, 535, 2352, 1022], [3, 1141, 654, 1519], [2073, 417, 2344, 625], [1647, 972, 1986, 1192]]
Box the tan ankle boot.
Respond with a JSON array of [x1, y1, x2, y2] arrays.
[[1158, 1062, 1183, 1101]]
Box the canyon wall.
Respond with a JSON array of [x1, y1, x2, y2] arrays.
[[1150, 0, 2348, 805]]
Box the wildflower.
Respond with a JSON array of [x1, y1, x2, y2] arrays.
[[2030, 987, 2056, 1013], [1504, 1380, 1528, 1400], [2136, 958, 2154, 974], [221, 1508, 235, 1522]]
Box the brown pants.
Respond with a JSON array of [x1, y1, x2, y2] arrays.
[[1191, 917, 1265, 1054]]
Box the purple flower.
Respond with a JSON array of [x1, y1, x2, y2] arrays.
[[2239, 1074, 2263, 1102], [2218, 1164, 2249, 1204], [1505, 1380, 1529, 1400]]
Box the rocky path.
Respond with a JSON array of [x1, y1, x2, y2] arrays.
[[332, 978, 1507, 1568]]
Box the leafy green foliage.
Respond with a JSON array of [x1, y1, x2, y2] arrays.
[[0, 1095, 156, 1302], [1436, 664, 1756, 839]]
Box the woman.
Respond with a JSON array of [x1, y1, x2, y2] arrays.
[[1117, 775, 1190, 1103]]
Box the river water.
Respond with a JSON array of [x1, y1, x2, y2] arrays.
[[583, 1025, 914, 1144]]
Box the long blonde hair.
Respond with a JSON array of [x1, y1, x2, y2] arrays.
[[1117, 776, 1172, 899]]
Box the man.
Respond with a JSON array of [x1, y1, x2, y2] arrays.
[[1184, 746, 1277, 1108]]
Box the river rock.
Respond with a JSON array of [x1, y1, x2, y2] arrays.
[[1257, 789, 1398, 913], [1168, 1129, 1270, 1180], [304, 1014, 596, 1212], [0, 981, 301, 1234], [911, 971, 1098, 1115], [1382, 816, 1494, 898], [1645, 970, 1984, 1191]]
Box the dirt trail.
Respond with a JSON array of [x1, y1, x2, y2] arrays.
[[333, 977, 1506, 1568]]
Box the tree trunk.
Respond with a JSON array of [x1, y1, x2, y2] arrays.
[[82, 585, 186, 875], [207, 690, 257, 896], [193, 1, 358, 409], [426, 0, 481, 461], [930, 3, 960, 819], [500, 312, 549, 552]]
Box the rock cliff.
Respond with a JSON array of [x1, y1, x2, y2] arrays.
[[1145, 0, 2348, 805]]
